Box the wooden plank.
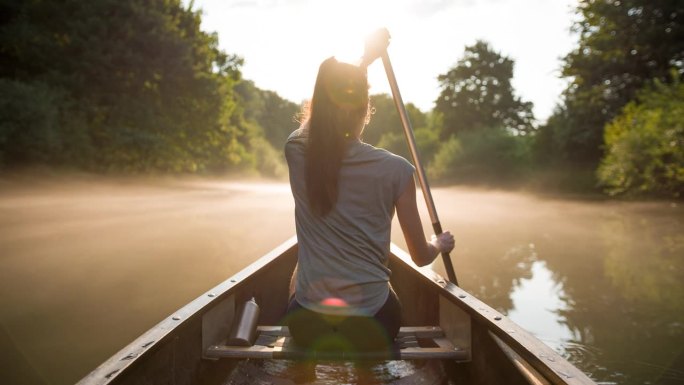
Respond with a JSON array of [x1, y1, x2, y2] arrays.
[[206, 331, 469, 361], [256, 325, 290, 336], [396, 326, 445, 339], [491, 332, 551, 385], [439, 294, 472, 361], [255, 325, 446, 339], [206, 344, 276, 359], [400, 340, 419, 348], [398, 347, 468, 360], [433, 337, 457, 350], [207, 343, 468, 361], [390, 255, 439, 326], [201, 295, 235, 359]]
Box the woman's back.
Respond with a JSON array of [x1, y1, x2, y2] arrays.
[[285, 126, 414, 316]]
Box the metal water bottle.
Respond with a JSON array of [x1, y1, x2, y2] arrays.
[[228, 297, 260, 346]]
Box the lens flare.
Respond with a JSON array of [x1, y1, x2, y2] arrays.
[[321, 297, 349, 307]]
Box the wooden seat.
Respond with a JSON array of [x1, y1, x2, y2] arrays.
[[205, 326, 468, 361]]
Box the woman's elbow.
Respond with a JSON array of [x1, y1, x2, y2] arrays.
[[411, 254, 434, 267]]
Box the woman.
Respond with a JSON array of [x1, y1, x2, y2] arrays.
[[284, 57, 455, 354]]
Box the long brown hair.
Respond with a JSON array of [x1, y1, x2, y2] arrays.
[[305, 57, 369, 217]]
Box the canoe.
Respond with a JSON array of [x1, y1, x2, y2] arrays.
[[78, 236, 596, 385]]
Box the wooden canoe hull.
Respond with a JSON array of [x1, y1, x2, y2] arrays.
[[78, 237, 595, 385]]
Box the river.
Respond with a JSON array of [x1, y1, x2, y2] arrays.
[[0, 176, 682, 385]]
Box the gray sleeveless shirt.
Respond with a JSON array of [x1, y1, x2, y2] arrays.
[[285, 127, 415, 316]]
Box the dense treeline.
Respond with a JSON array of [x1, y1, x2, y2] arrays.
[[597, 78, 684, 197], [233, 79, 300, 177], [411, 0, 682, 197], [538, 0, 684, 196], [1, 0, 681, 197], [429, 41, 534, 186], [0, 0, 280, 173]]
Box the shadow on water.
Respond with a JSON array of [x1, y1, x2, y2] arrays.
[[0, 177, 682, 384]]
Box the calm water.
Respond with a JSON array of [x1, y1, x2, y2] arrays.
[[0, 176, 682, 385]]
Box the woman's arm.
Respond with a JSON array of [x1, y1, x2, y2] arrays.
[[396, 178, 455, 267]]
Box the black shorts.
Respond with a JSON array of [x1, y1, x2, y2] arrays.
[[284, 288, 402, 352]]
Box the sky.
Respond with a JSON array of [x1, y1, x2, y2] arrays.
[[189, 0, 579, 122]]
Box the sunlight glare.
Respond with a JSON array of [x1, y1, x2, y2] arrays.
[[304, 0, 398, 64], [295, 0, 406, 97]]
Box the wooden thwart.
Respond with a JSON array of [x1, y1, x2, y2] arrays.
[[205, 326, 468, 361]]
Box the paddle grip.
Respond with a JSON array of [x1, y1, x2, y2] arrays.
[[432, 221, 458, 285]]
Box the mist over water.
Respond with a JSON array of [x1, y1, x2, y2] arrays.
[[0, 177, 682, 385]]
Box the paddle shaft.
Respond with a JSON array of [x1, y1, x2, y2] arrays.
[[379, 51, 459, 286]]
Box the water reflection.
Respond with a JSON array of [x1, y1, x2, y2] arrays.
[[542, 203, 684, 385], [507, 260, 575, 353]]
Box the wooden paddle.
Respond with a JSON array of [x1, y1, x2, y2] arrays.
[[362, 28, 459, 285]]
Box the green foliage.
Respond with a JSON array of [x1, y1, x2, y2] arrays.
[[234, 79, 300, 149], [435, 41, 535, 137], [363, 93, 427, 146], [597, 79, 684, 197], [0, 80, 61, 166], [536, 93, 609, 167], [429, 128, 532, 185], [545, 0, 684, 165], [0, 0, 250, 173], [364, 93, 439, 170], [231, 79, 301, 178], [376, 127, 440, 166], [428, 136, 461, 180], [248, 136, 287, 178]]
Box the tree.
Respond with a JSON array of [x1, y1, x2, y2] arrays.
[[428, 127, 532, 185], [597, 77, 684, 197], [361, 93, 439, 170], [376, 127, 440, 167], [435, 40, 535, 137], [234, 80, 300, 149], [0, 80, 62, 165], [363, 93, 427, 146], [232, 80, 300, 177], [546, 0, 684, 165], [0, 0, 250, 172]]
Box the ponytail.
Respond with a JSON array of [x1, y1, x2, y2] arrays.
[[305, 58, 369, 216]]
